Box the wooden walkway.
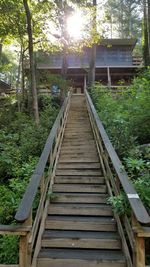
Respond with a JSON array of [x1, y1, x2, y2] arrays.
[[36, 95, 126, 267]]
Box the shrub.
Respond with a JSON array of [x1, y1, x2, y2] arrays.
[[91, 70, 150, 216], [0, 236, 19, 264]]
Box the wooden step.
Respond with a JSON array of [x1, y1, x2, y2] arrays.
[[64, 139, 94, 142], [60, 153, 98, 158], [38, 249, 126, 267], [53, 184, 107, 193], [56, 170, 102, 176], [54, 176, 104, 184], [48, 203, 113, 216], [57, 163, 100, 169], [45, 215, 116, 231], [63, 140, 95, 146], [59, 158, 99, 163], [41, 230, 121, 249], [61, 146, 97, 152], [64, 136, 93, 139], [51, 193, 107, 203]]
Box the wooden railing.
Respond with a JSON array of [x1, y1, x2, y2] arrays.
[[85, 89, 150, 267], [0, 92, 71, 267]]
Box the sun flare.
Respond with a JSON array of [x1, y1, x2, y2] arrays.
[[67, 11, 84, 40]]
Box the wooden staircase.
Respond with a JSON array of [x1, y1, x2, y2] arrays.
[[37, 95, 126, 267]]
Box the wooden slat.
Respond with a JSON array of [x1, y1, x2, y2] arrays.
[[48, 203, 113, 216], [51, 193, 108, 203], [42, 230, 121, 249], [57, 163, 100, 169], [38, 258, 126, 267], [38, 249, 126, 267], [45, 216, 116, 231], [54, 176, 104, 184], [0, 225, 30, 236], [53, 184, 106, 193], [55, 170, 102, 176]]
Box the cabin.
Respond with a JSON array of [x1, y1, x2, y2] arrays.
[[33, 39, 142, 93], [0, 80, 11, 94]]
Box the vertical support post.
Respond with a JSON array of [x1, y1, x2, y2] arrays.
[[19, 234, 30, 267], [84, 74, 87, 92], [135, 235, 145, 267], [132, 214, 145, 267], [19, 213, 32, 267], [107, 67, 111, 88]]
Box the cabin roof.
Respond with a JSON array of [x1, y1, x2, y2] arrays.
[[99, 38, 137, 48]]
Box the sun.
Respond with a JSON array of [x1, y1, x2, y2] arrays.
[[67, 11, 84, 40]]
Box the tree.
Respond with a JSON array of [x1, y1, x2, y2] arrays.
[[88, 0, 97, 88], [23, 0, 39, 124], [104, 0, 142, 38], [143, 0, 150, 66]]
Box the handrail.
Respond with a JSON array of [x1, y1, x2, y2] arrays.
[[15, 94, 70, 223], [0, 224, 31, 235], [85, 89, 150, 225]]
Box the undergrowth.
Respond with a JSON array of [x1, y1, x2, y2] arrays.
[[0, 95, 59, 263]]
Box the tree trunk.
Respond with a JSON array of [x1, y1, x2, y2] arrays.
[[16, 47, 22, 112], [21, 50, 25, 102], [23, 0, 39, 125], [143, 0, 150, 66], [148, 0, 150, 59], [88, 0, 97, 88], [0, 43, 2, 60], [88, 44, 96, 88]]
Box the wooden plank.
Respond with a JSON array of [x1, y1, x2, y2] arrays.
[[48, 204, 113, 216], [45, 216, 116, 231], [135, 227, 150, 237], [0, 225, 30, 236], [53, 184, 106, 193], [37, 258, 126, 267], [55, 170, 102, 176], [60, 152, 98, 157], [54, 176, 104, 184], [42, 237, 121, 249], [50, 193, 107, 203], [62, 141, 95, 146], [135, 236, 145, 267], [57, 163, 100, 169], [37, 249, 126, 267], [59, 158, 99, 163], [61, 146, 97, 151]]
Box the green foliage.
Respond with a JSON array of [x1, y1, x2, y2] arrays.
[[91, 71, 150, 156], [0, 96, 58, 181], [108, 193, 130, 216], [0, 94, 59, 263], [36, 71, 70, 92], [0, 235, 19, 264], [91, 70, 150, 216]]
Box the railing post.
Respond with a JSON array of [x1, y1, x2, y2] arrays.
[[19, 233, 30, 267], [19, 213, 32, 267], [134, 235, 145, 267], [132, 214, 145, 267]]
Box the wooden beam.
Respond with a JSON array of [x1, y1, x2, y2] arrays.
[[135, 236, 145, 267]]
